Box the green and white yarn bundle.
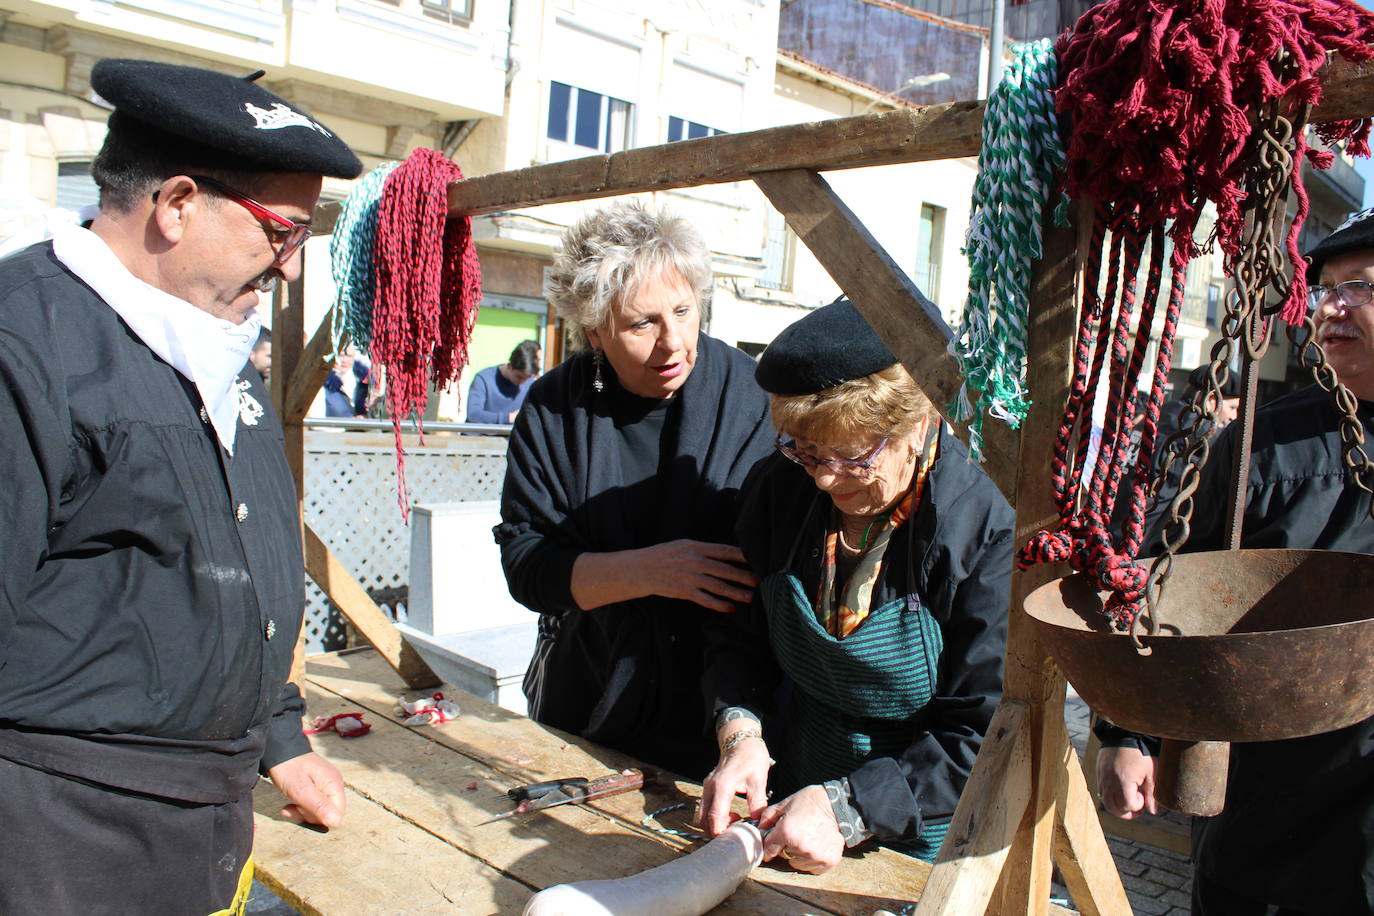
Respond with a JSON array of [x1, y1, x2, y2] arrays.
[[330, 160, 400, 356], [950, 38, 1068, 459]]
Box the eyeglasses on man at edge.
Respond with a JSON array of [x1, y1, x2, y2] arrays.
[[190, 174, 313, 266], [774, 434, 890, 479], [1307, 279, 1374, 312]]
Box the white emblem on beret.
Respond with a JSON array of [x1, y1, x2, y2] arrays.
[[1334, 206, 1374, 235], [237, 378, 264, 427], [243, 102, 334, 138]]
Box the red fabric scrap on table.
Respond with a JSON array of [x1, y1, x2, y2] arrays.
[[304, 713, 372, 738]]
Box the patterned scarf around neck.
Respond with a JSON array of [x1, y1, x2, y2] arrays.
[[815, 427, 940, 638]]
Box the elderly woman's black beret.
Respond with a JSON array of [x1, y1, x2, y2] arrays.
[[755, 298, 897, 395]]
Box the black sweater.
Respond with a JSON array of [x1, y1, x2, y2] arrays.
[[495, 334, 774, 778]]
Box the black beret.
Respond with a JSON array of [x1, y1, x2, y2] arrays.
[[756, 298, 897, 395], [1305, 206, 1374, 279], [1186, 365, 1240, 399], [91, 59, 362, 179]]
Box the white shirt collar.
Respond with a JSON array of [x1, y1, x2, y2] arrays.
[[50, 223, 260, 455]]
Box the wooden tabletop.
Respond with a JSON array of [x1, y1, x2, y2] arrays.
[[252, 649, 1059, 915]]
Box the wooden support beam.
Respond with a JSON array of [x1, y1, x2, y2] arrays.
[[303, 524, 441, 690], [752, 170, 962, 407], [446, 103, 987, 218], [919, 201, 1127, 913], [285, 319, 339, 423], [751, 168, 1022, 498], [917, 702, 1031, 915], [296, 50, 1374, 236], [1053, 743, 1136, 916], [273, 261, 310, 688], [989, 200, 1109, 916], [1311, 53, 1374, 122]]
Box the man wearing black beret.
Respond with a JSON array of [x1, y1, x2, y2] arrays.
[[1096, 210, 1374, 914], [0, 59, 362, 914]]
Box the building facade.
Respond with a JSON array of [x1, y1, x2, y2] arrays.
[[0, 0, 977, 421]]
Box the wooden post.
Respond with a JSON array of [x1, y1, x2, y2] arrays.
[[276, 276, 440, 688], [917, 201, 1129, 914], [271, 256, 309, 688]]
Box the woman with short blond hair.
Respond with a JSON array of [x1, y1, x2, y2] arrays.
[[496, 201, 774, 778]]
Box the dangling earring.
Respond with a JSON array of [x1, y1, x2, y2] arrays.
[[592, 350, 605, 393]]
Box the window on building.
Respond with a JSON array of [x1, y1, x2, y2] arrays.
[[56, 161, 100, 211], [667, 117, 725, 143], [1206, 283, 1221, 329], [759, 208, 797, 291], [915, 203, 946, 301], [419, 0, 472, 25], [546, 81, 633, 154]]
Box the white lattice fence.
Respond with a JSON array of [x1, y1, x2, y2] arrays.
[[302, 432, 508, 652]]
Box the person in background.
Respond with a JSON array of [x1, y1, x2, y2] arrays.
[[0, 58, 361, 914], [466, 339, 541, 424], [495, 202, 775, 779], [1144, 364, 1243, 533], [250, 325, 272, 382], [323, 346, 369, 418], [1096, 210, 1374, 915], [698, 299, 1012, 873], [1154, 364, 1242, 467]]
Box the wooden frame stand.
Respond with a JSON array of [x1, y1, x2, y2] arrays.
[[271, 55, 1374, 912]]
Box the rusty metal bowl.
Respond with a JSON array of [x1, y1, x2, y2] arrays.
[[1023, 549, 1374, 742]]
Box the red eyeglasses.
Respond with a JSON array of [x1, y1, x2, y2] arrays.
[[190, 174, 313, 266]]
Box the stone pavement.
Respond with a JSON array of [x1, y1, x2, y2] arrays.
[[1059, 687, 1194, 916], [248, 692, 1197, 915]]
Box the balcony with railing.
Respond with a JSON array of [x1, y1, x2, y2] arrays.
[[1304, 150, 1365, 214]]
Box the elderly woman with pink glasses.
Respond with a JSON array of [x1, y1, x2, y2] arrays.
[[698, 298, 1013, 873]]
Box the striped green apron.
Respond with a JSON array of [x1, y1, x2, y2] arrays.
[[762, 530, 948, 860]]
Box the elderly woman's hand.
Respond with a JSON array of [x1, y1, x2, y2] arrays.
[[757, 785, 845, 874], [639, 539, 758, 613], [698, 732, 771, 836]]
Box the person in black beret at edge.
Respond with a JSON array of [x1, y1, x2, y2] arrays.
[[0, 59, 361, 915], [1096, 211, 1374, 915], [696, 298, 1014, 873]]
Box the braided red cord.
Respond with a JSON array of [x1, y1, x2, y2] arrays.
[[371, 148, 482, 518], [1056, 0, 1374, 325], [1020, 0, 1374, 628]]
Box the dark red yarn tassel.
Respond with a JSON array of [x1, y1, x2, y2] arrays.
[[371, 148, 482, 518]]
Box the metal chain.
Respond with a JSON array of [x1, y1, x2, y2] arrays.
[[1288, 315, 1374, 515], [1140, 62, 1299, 644]]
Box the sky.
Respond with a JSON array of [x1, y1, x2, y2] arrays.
[[1356, 2, 1374, 210]]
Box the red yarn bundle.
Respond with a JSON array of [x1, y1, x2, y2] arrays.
[[1020, 0, 1374, 628], [371, 148, 483, 516], [1056, 0, 1374, 323]]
